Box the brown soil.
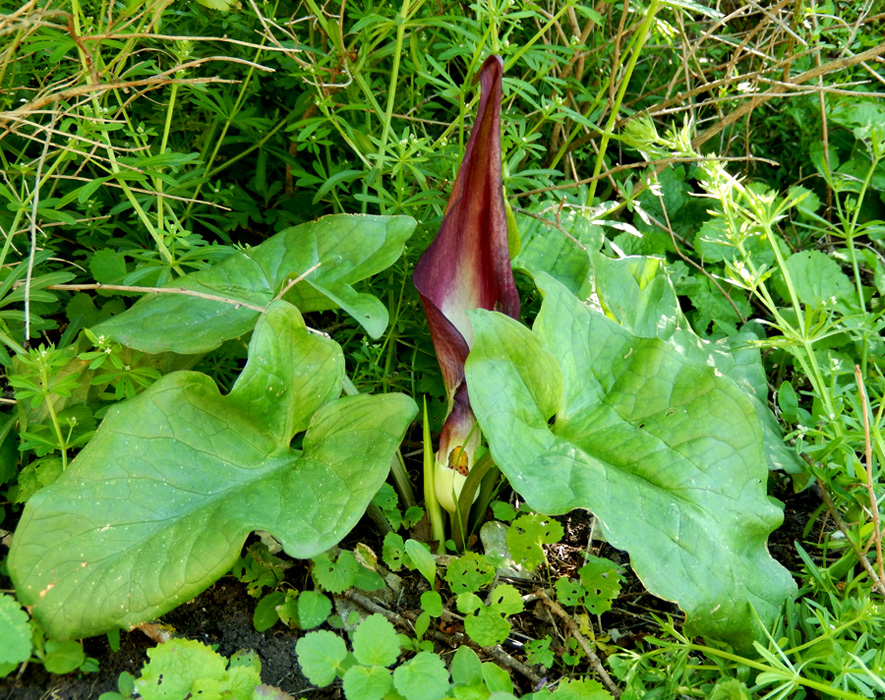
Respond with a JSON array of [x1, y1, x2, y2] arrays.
[[0, 480, 822, 700]]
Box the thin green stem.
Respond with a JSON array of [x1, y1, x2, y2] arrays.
[[40, 374, 68, 471], [184, 2, 277, 222], [373, 0, 413, 209], [587, 0, 662, 203], [423, 398, 446, 553], [687, 643, 872, 700], [206, 117, 289, 178], [70, 0, 181, 274], [155, 82, 180, 236], [503, 2, 576, 73]]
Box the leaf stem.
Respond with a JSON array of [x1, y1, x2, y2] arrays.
[[423, 398, 446, 553]]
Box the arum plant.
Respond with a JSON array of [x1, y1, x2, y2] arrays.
[[413, 55, 520, 549]]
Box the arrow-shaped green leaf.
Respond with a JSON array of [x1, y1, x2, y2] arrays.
[[9, 301, 417, 640], [93, 214, 416, 353], [465, 274, 795, 650]]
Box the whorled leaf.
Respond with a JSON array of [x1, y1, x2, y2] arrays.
[[465, 273, 796, 649], [94, 214, 416, 353], [9, 301, 417, 640]]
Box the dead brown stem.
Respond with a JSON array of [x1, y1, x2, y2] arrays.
[[535, 588, 621, 698], [854, 365, 885, 585]]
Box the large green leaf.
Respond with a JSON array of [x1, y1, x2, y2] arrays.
[[589, 253, 801, 474], [9, 301, 417, 640], [465, 274, 795, 649], [512, 207, 602, 297], [93, 214, 416, 353]]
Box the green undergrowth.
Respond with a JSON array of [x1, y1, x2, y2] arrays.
[[1, 0, 884, 698]]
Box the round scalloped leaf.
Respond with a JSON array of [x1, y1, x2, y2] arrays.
[[0, 594, 31, 669], [352, 614, 400, 668], [343, 665, 394, 700], [136, 639, 226, 700], [392, 652, 450, 700], [295, 631, 348, 687]]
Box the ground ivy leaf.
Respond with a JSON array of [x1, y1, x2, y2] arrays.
[[226, 651, 263, 699], [297, 590, 332, 630], [465, 273, 796, 650], [8, 302, 417, 640], [136, 639, 227, 700], [343, 664, 394, 700], [93, 214, 416, 352], [0, 593, 31, 667], [392, 651, 450, 700], [313, 550, 359, 594], [352, 614, 400, 667], [452, 686, 489, 700], [548, 677, 612, 700], [296, 630, 348, 687]]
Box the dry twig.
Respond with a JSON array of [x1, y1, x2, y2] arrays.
[[854, 365, 884, 585], [535, 588, 621, 698], [814, 472, 885, 597]]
